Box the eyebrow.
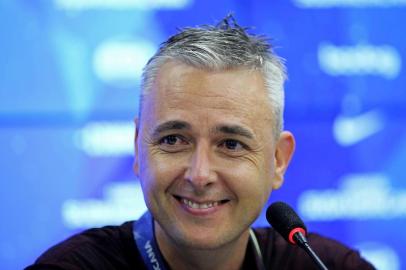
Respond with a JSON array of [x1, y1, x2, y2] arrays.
[[214, 124, 254, 139], [151, 121, 254, 140], [152, 120, 191, 137]]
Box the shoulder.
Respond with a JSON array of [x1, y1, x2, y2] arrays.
[[253, 227, 375, 270], [26, 221, 144, 270]]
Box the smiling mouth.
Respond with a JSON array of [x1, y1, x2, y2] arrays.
[[173, 195, 230, 210]]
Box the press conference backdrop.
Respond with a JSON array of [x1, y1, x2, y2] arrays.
[[1, 0, 405, 269]]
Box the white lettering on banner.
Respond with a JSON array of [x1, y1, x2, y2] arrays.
[[55, 0, 192, 10], [144, 240, 161, 270], [93, 40, 156, 87], [74, 121, 134, 156], [318, 43, 401, 79], [62, 182, 147, 228], [298, 174, 406, 221], [294, 0, 406, 8]]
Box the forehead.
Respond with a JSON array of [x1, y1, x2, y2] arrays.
[[141, 61, 274, 133]]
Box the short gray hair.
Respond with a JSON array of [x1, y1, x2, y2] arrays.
[[140, 15, 287, 136]]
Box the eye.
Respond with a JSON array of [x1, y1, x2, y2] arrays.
[[219, 139, 245, 151], [160, 135, 181, 145], [158, 135, 189, 152]]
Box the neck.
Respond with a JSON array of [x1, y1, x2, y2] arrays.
[[155, 222, 250, 270]]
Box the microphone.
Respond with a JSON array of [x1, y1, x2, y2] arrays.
[[266, 202, 328, 270]]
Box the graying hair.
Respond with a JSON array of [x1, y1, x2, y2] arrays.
[[140, 15, 287, 136]]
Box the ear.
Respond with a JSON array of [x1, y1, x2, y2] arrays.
[[133, 118, 140, 176], [272, 131, 295, 190]]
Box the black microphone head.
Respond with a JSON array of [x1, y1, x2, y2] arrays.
[[266, 201, 307, 244]]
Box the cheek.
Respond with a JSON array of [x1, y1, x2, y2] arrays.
[[138, 147, 185, 194], [224, 160, 274, 204], [138, 147, 161, 203]]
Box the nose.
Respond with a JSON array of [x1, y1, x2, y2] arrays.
[[184, 141, 216, 189]]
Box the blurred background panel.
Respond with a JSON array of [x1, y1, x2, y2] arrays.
[[0, 0, 405, 269]]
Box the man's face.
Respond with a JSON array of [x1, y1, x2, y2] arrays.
[[134, 61, 294, 250]]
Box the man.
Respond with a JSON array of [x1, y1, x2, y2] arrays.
[[27, 15, 375, 270]]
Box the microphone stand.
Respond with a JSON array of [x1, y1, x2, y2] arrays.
[[293, 232, 328, 270]]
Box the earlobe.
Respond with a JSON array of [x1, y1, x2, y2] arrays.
[[273, 131, 295, 189], [133, 118, 140, 176]]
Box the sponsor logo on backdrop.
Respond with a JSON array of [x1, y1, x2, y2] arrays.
[[62, 181, 147, 228], [318, 43, 401, 79], [75, 121, 134, 156], [298, 173, 406, 220], [55, 0, 191, 10], [294, 0, 406, 8]]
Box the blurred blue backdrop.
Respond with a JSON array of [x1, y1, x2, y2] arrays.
[[1, 0, 405, 269]]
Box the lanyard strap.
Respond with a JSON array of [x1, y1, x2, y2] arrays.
[[133, 212, 167, 270], [249, 229, 266, 270]]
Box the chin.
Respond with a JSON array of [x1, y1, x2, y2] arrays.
[[171, 227, 243, 251], [177, 236, 228, 250]]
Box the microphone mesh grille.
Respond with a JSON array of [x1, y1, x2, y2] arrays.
[[266, 201, 307, 242]]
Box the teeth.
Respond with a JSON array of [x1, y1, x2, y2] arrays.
[[181, 198, 219, 209]]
